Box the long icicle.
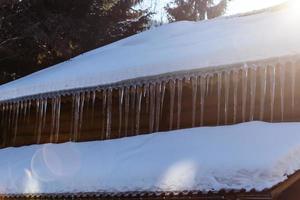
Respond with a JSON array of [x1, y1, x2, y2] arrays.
[[136, 86, 142, 135], [106, 88, 112, 139], [291, 62, 296, 110], [130, 86, 136, 134], [232, 70, 239, 123], [241, 65, 248, 122], [200, 75, 206, 126], [124, 87, 130, 136], [155, 82, 162, 132], [177, 79, 183, 129], [55, 96, 61, 143], [169, 80, 175, 130], [149, 84, 156, 133], [259, 66, 267, 121], [118, 87, 124, 137], [270, 65, 276, 122], [217, 72, 222, 125], [224, 71, 230, 125], [101, 89, 107, 140], [249, 66, 257, 121], [191, 76, 198, 127], [280, 64, 285, 121]]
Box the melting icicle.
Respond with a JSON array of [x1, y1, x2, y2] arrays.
[[160, 82, 166, 115], [177, 79, 183, 129], [191, 76, 198, 127], [91, 91, 96, 125], [79, 92, 85, 137], [149, 84, 156, 133], [136, 86, 142, 135], [73, 94, 81, 141], [169, 80, 175, 130], [55, 96, 61, 143], [232, 70, 239, 123], [118, 88, 124, 137], [259, 67, 267, 121], [199, 75, 206, 126], [101, 90, 107, 140], [155, 83, 162, 132], [12, 102, 20, 145], [249, 66, 257, 121], [224, 71, 230, 125], [50, 98, 57, 143], [270, 65, 276, 122], [241, 66, 248, 122], [291, 63, 296, 110], [124, 87, 130, 136], [217, 72, 222, 125], [280, 64, 285, 121], [106, 88, 112, 139], [130, 86, 136, 134], [144, 84, 150, 113]]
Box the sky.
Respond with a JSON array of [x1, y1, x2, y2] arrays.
[[141, 0, 287, 21]]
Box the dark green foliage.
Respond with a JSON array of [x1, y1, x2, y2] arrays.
[[0, 0, 151, 83], [165, 0, 230, 22]]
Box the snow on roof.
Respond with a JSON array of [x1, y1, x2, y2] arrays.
[[1, 121, 300, 194], [1, 4, 300, 101]]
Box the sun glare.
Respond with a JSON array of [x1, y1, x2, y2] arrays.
[[287, 0, 300, 17]]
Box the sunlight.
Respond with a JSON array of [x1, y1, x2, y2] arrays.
[[287, 0, 300, 17]]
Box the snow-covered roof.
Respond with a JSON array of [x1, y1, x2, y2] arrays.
[[1, 4, 300, 101], [1, 121, 300, 194]]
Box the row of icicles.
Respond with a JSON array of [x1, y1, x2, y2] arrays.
[[0, 62, 297, 147]]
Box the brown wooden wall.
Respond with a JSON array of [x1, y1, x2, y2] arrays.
[[1, 59, 300, 148]]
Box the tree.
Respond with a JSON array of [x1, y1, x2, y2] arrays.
[[165, 0, 230, 22], [0, 0, 151, 83]]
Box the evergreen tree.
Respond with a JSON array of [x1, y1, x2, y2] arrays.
[[165, 0, 230, 22], [0, 0, 151, 83]]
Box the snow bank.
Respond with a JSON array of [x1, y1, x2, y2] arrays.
[[1, 5, 300, 101], [1, 121, 300, 194]]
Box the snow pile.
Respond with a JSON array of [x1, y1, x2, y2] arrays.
[[0, 6, 300, 101], [1, 121, 300, 194]]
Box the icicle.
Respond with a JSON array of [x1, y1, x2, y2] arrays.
[[37, 99, 45, 144], [241, 66, 248, 122], [177, 79, 183, 129], [130, 86, 136, 134], [280, 64, 285, 121], [101, 90, 107, 140], [136, 86, 142, 135], [155, 82, 162, 132], [206, 75, 210, 96], [144, 84, 150, 113], [160, 82, 166, 114], [73, 93, 81, 141], [217, 72, 222, 125], [232, 70, 239, 123], [224, 71, 230, 125], [55, 96, 61, 143], [291, 63, 296, 110], [23, 100, 28, 123], [79, 92, 85, 137], [199, 75, 206, 126], [191, 76, 198, 127], [50, 98, 57, 143], [12, 102, 20, 145], [42, 99, 48, 130], [124, 87, 130, 136], [106, 88, 112, 139], [270, 65, 276, 122], [169, 80, 175, 130], [91, 91, 96, 125], [149, 84, 156, 133], [249, 66, 257, 121], [118, 88, 124, 137], [259, 67, 267, 121]]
